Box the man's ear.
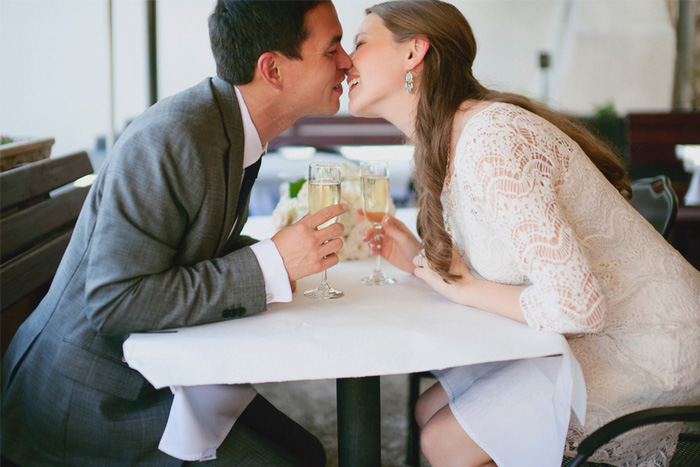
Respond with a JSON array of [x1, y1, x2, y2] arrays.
[[257, 52, 283, 89], [406, 35, 430, 69]]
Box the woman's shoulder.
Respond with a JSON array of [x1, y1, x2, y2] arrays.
[[454, 102, 521, 147], [462, 102, 542, 130], [456, 101, 564, 149], [453, 101, 575, 180]]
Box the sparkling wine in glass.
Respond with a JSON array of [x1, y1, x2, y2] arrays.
[[304, 162, 344, 300], [360, 161, 395, 286]]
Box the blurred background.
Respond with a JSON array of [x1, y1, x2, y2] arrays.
[[2, 0, 697, 159], [2, 2, 698, 465]]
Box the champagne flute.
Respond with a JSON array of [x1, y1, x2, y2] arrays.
[[304, 162, 345, 300], [360, 161, 395, 286]]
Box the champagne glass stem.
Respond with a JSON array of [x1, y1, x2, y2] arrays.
[[374, 252, 382, 275], [320, 270, 329, 289], [373, 227, 383, 274]]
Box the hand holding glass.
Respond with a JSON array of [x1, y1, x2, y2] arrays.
[[304, 163, 344, 300], [360, 161, 395, 285]]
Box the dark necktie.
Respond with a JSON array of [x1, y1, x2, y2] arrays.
[[233, 156, 262, 222]]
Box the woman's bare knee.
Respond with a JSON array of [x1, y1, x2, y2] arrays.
[[414, 381, 449, 428], [420, 414, 451, 464], [420, 406, 495, 467]]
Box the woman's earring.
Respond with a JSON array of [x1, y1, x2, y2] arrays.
[[405, 71, 414, 94]]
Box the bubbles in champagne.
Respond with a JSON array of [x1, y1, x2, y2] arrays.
[[309, 180, 341, 228]]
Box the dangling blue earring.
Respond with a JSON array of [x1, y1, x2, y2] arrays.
[[405, 71, 414, 94]]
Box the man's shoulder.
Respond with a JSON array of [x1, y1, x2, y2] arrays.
[[128, 78, 237, 137], [152, 78, 222, 116]]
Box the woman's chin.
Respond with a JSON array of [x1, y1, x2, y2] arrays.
[[348, 101, 362, 117], [348, 101, 374, 118]]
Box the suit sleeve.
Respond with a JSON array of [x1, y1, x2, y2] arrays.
[[83, 123, 266, 336]]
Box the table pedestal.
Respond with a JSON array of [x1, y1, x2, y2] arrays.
[[337, 377, 381, 466]]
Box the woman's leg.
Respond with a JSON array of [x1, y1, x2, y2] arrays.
[[417, 382, 496, 467], [414, 381, 450, 428]]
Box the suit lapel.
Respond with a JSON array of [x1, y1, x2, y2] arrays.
[[210, 77, 245, 256]]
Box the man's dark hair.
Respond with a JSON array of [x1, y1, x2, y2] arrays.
[[209, 0, 327, 85]]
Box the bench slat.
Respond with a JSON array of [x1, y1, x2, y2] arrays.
[[1, 186, 90, 262], [0, 230, 73, 310], [0, 151, 92, 211]]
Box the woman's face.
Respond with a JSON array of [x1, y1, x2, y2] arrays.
[[346, 13, 408, 118]]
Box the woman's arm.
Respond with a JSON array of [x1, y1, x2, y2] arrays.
[[417, 113, 606, 333], [413, 249, 527, 323]]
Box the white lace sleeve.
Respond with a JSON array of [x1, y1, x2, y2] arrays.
[[459, 113, 606, 333]]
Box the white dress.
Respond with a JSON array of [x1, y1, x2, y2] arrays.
[[437, 102, 700, 467]]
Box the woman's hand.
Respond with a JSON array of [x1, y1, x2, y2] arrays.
[[359, 210, 420, 274], [413, 247, 528, 323], [412, 248, 477, 306]]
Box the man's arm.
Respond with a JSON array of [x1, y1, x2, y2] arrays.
[[83, 128, 268, 336]]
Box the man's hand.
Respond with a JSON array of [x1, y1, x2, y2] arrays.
[[272, 203, 348, 282]]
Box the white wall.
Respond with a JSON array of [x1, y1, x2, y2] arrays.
[[0, 0, 677, 158], [1, 0, 111, 157]]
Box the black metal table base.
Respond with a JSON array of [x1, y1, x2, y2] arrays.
[[337, 376, 381, 466]]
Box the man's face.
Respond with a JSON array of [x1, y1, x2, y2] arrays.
[[282, 2, 351, 117]]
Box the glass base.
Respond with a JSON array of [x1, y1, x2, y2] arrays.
[[304, 285, 344, 300], [361, 273, 396, 286]]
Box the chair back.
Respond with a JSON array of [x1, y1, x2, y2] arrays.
[[629, 175, 678, 239]]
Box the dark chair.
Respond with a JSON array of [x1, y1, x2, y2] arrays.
[[567, 406, 700, 466], [405, 174, 692, 466], [628, 175, 678, 239]]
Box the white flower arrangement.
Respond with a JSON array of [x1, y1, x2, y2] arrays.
[[271, 162, 396, 261]]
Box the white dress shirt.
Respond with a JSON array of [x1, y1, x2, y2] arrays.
[[234, 86, 292, 304]]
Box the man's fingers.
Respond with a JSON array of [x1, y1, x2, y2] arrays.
[[318, 252, 340, 271], [316, 221, 345, 243], [318, 237, 343, 258], [307, 203, 348, 228]]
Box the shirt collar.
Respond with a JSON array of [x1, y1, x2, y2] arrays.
[[233, 85, 267, 168]]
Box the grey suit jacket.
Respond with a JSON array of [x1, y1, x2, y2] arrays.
[[1, 77, 267, 466]]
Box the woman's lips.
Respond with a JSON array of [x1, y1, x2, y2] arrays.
[[347, 76, 360, 93]]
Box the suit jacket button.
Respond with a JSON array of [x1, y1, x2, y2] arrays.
[[234, 307, 246, 317]]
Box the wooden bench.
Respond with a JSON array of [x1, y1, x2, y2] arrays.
[[1, 151, 93, 356]]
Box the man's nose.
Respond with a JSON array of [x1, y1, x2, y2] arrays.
[[337, 44, 352, 70]]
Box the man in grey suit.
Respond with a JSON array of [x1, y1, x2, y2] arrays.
[[1, 1, 351, 465]]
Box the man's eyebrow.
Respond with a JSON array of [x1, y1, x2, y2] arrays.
[[326, 34, 343, 49]]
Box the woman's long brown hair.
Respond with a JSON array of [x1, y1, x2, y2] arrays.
[[367, 0, 631, 282]]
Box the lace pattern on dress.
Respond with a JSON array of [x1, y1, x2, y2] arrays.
[[450, 105, 606, 333], [445, 102, 700, 467]]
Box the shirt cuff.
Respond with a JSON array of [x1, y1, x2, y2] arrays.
[[249, 239, 293, 303]]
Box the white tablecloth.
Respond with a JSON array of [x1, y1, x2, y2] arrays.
[[122, 210, 586, 464], [124, 259, 583, 390]]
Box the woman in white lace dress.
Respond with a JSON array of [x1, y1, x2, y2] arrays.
[[346, 1, 700, 466]]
